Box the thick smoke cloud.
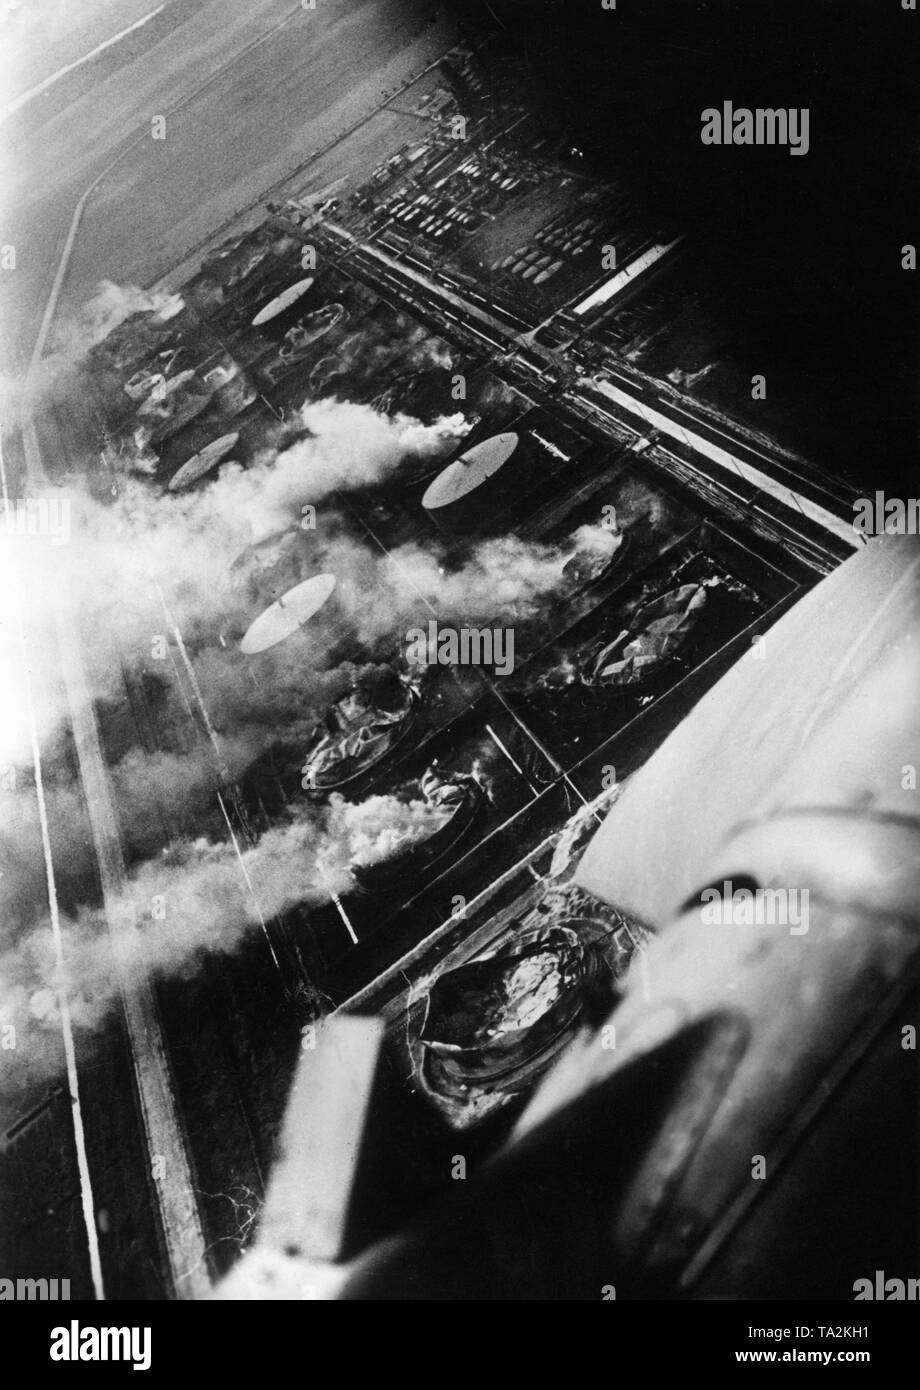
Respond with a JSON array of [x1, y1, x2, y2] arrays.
[[0, 783, 452, 1088], [270, 398, 467, 502], [2, 281, 184, 423], [1, 293, 621, 1095]]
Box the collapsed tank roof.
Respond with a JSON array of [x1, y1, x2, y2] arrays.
[[421, 431, 520, 510]]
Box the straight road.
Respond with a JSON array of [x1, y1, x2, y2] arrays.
[[20, 412, 212, 1299]]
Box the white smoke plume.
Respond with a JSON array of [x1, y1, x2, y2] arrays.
[[270, 398, 469, 501], [349, 533, 569, 637], [0, 399, 470, 756], [1, 403, 599, 785], [0, 357, 627, 1099], [19, 281, 185, 411], [569, 520, 620, 558], [0, 783, 453, 1086], [44, 280, 183, 375], [328, 791, 451, 869]]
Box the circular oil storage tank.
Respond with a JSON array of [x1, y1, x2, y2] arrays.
[[421, 431, 525, 534], [251, 276, 314, 327], [240, 573, 337, 654], [168, 432, 240, 491]]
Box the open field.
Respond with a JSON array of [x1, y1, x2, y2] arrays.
[[0, 0, 455, 374]]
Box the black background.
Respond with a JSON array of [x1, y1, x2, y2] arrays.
[[455, 0, 919, 492]]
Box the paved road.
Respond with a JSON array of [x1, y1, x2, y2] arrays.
[[1, 0, 455, 375], [20, 411, 212, 1299]]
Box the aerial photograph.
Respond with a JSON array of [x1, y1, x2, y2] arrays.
[[0, 0, 917, 1347]]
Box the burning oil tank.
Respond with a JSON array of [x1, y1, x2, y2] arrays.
[[349, 766, 485, 896], [421, 431, 529, 535], [418, 924, 609, 1103]]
